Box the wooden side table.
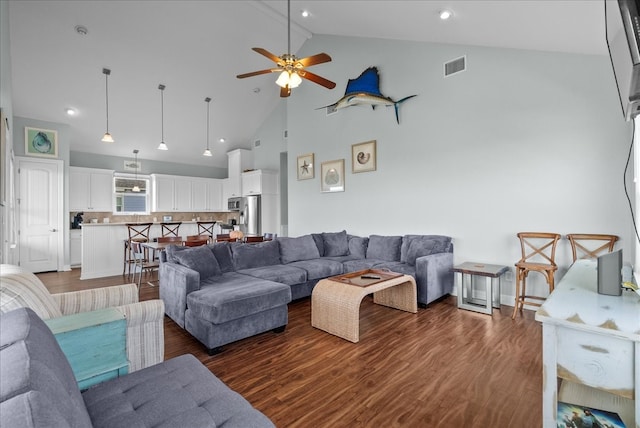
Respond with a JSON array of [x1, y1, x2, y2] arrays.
[[44, 307, 128, 390], [453, 262, 508, 315]]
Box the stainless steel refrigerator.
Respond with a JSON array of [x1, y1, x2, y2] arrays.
[[239, 195, 261, 236]]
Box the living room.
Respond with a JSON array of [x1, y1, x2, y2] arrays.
[[0, 1, 637, 427]]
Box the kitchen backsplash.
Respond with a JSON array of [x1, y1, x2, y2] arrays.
[[71, 211, 239, 225]]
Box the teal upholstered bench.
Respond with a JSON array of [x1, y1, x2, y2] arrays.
[[44, 307, 128, 390]]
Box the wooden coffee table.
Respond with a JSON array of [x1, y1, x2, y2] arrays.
[[311, 269, 417, 342]]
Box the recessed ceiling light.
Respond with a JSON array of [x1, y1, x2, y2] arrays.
[[439, 10, 453, 20], [65, 108, 76, 116], [301, 10, 310, 18], [219, 138, 226, 143]]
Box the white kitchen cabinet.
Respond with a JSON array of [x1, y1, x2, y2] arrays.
[[70, 229, 82, 267], [241, 170, 278, 196], [151, 174, 192, 212], [69, 167, 114, 212], [191, 178, 222, 211], [226, 149, 253, 198], [206, 179, 223, 211]]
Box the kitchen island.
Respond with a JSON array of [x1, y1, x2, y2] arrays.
[[80, 222, 224, 279]]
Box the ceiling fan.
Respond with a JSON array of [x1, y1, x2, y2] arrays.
[[236, 0, 336, 97]]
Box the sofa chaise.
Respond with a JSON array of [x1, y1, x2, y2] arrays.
[[0, 307, 274, 428], [159, 231, 453, 354]]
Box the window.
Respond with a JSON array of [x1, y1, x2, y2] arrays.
[[113, 174, 150, 214]]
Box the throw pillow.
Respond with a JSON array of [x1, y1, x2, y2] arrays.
[[366, 235, 402, 261], [210, 242, 235, 273], [278, 235, 320, 264], [232, 240, 281, 270], [311, 233, 325, 257], [348, 235, 369, 259], [322, 230, 349, 257], [170, 245, 222, 279], [400, 235, 452, 263], [406, 239, 438, 266]]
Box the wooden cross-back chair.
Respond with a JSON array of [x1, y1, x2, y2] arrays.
[[130, 241, 160, 290], [512, 232, 561, 319], [123, 222, 153, 278], [184, 237, 209, 247], [197, 221, 216, 241], [566, 234, 619, 262], [215, 234, 237, 243], [160, 222, 182, 237]]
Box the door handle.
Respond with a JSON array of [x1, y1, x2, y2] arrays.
[[50, 228, 58, 232]]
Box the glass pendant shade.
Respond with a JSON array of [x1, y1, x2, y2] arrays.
[[101, 132, 114, 143], [202, 148, 212, 157], [132, 149, 140, 192], [276, 71, 289, 88], [289, 72, 302, 88], [157, 141, 168, 151], [132, 185, 141, 192]]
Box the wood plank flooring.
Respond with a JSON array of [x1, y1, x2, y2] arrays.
[[36, 269, 542, 427]]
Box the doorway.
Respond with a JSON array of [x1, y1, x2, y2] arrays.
[[17, 157, 63, 272]]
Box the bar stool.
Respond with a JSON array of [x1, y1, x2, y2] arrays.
[[123, 223, 153, 279], [197, 221, 216, 242], [566, 234, 619, 262], [161, 221, 182, 237], [512, 232, 561, 319]]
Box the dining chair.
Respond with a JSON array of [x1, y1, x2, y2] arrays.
[[512, 232, 561, 319], [130, 241, 160, 289], [566, 234, 619, 262], [123, 223, 153, 279], [160, 222, 182, 237], [184, 237, 209, 247], [215, 234, 237, 242], [197, 221, 216, 242], [245, 236, 264, 243]]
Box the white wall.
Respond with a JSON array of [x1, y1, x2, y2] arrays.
[[254, 35, 633, 303]]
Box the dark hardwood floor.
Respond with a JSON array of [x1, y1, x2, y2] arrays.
[[37, 269, 542, 427]]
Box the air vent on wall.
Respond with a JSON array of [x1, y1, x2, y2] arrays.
[[444, 56, 466, 77]]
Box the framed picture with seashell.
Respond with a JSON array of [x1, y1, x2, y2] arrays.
[[25, 127, 58, 158], [297, 153, 314, 180], [321, 159, 345, 193], [351, 140, 376, 173]]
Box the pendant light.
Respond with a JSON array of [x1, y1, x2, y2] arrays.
[[157, 84, 168, 150], [202, 97, 212, 157], [101, 68, 114, 143], [132, 149, 141, 192]]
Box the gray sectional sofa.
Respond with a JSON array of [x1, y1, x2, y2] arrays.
[[159, 231, 454, 354], [0, 307, 274, 428]]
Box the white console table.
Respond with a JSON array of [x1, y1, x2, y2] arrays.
[[535, 260, 639, 427]]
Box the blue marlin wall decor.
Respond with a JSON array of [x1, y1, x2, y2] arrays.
[[318, 67, 416, 124]]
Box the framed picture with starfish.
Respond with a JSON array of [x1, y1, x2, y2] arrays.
[[297, 153, 314, 180]]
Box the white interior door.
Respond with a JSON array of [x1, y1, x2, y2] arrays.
[[17, 157, 63, 273]]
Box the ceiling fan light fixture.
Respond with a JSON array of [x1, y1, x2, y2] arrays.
[[276, 70, 290, 88]]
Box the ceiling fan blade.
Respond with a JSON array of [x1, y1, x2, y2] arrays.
[[280, 85, 291, 98], [296, 53, 332, 68], [299, 70, 336, 89], [236, 69, 278, 79], [252, 47, 283, 64]]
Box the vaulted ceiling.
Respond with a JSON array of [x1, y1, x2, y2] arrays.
[[8, 1, 606, 169]]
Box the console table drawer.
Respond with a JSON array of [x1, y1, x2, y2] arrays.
[[556, 326, 634, 399]]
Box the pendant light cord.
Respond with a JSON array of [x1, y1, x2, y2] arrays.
[[105, 73, 109, 132], [206, 99, 210, 150], [161, 87, 164, 142]]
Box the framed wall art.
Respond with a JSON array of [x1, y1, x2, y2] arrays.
[[352, 140, 376, 173], [321, 159, 345, 193], [25, 127, 58, 158], [297, 153, 314, 180]]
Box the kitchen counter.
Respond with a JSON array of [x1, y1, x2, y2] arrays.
[[80, 222, 226, 280]]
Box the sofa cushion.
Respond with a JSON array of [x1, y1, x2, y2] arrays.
[[168, 245, 221, 279], [366, 235, 402, 261], [188, 273, 291, 324], [232, 240, 280, 270], [0, 265, 62, 319], [322, 230, 349, 257], [237, 265, 307, 286], [348, 235, 369, 259], [209, 242, 235, 273], [400, 235, 452, 263], [405, 239, 441, 266], [311, 233, 325, 256], [82, 354, 275, 428], [287, 259, 343, 280], [0, 308, 93, 427], [278, 235, 320, 264]]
